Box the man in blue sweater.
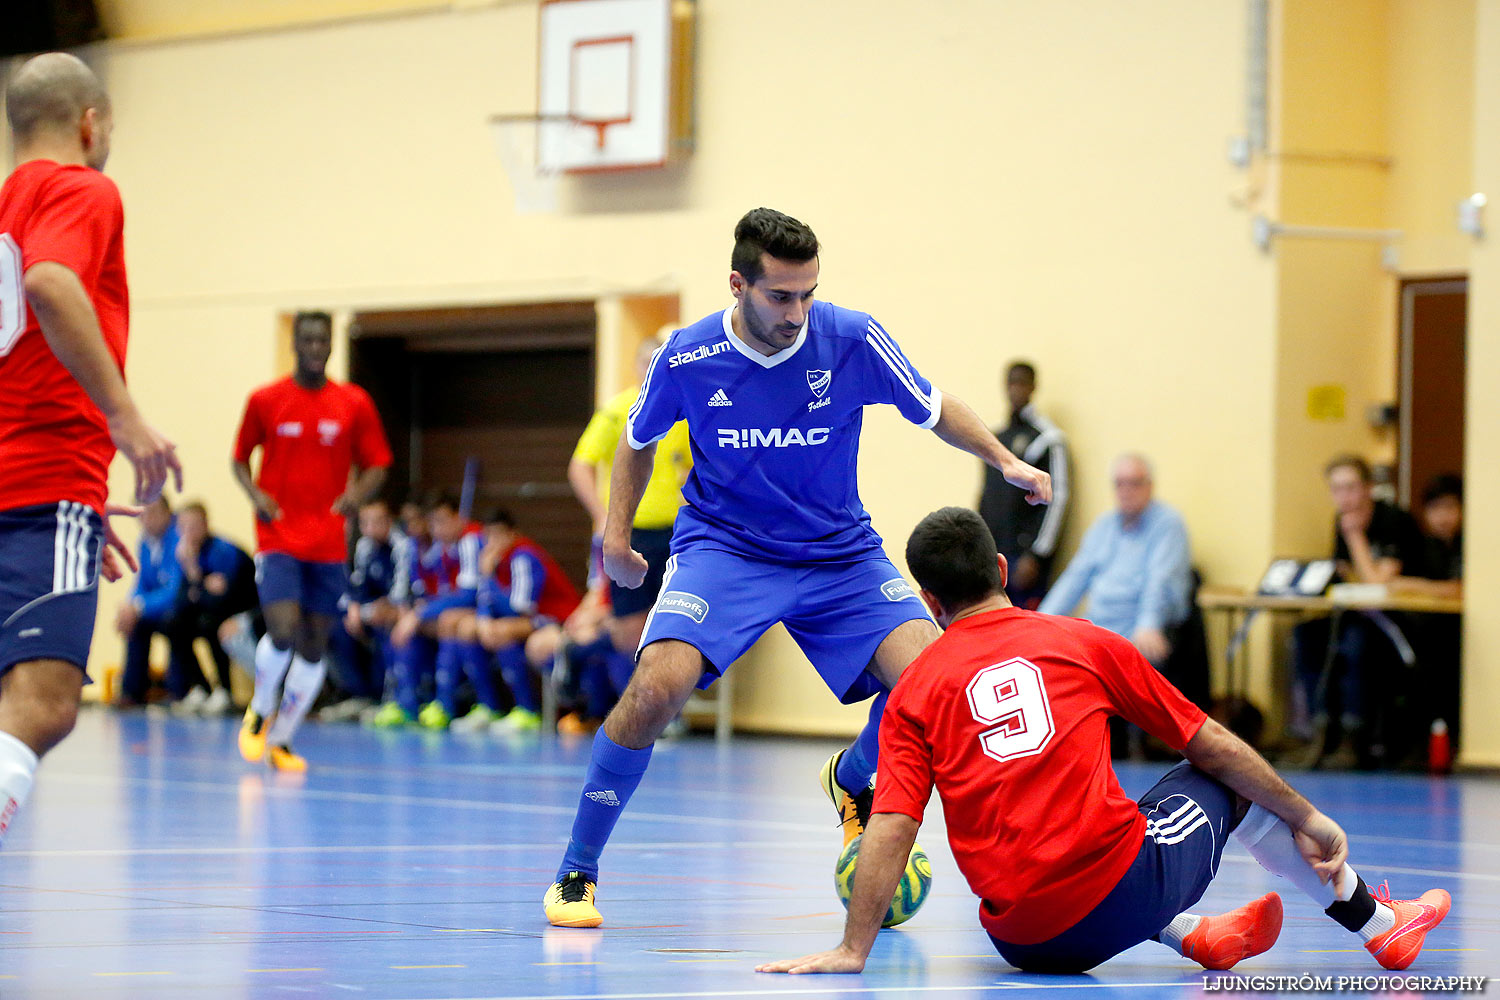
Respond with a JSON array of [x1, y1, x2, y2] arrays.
[[115, 498, 182, 706], [166, 501, 257, 714]]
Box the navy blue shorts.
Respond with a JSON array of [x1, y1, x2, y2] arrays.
[[256, 552, 346, 618], [637, 544, 931, 702], [0, 502, 102, 677], [991, 763, 1246, 974], [420, 589, 478, 624], [609, 527, 673, 618]]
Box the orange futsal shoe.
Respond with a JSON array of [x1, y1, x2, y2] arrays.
[[267, 744, 307, 773], [819, 750, 875, 847], [1365, 883, 1451, 970], [1180, 892, 1283, 970], [238, 709, 267, 763]]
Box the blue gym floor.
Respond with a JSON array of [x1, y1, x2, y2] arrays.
[[0, 708, 1489, 999]]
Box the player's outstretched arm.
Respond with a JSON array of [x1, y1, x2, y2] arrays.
[[931, 392, 1051, 505], [756, 812, 919, 975], [601, 436, 656, 588], [1183, 718, 1348, 883], [25, 262, 181, 504]]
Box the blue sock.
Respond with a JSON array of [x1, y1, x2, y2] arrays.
[[557, 728, 654, 882], [462, 641, 499, 710], [835, 689, 889, 794], [497, 643, 539, 713], [604, 649, 636, 700], [393, 638, 433, 716], [435, 639, 462, 715]]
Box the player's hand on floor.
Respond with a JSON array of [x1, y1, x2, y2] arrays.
[[1292, 809, 1349, 885], [100, 503, 142, 582], [1002, 458, 1051, 506], [603, 544, 649, 589], [756, 945, 866, 975], [108, 408, 182, 504]]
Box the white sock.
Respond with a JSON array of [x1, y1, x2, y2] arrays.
[[1157, 911, 1203, 955], [251, 635, 294, 719], [1358, 901, 1397, 941], [265, 656, 327, 747], [0, 730, 40, 848], [1235, 804, 1343, 906]]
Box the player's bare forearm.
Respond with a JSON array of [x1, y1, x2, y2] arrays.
[[602, 438, 654, 548], [346, 465, 387, 508], [758, 812, 918, 974], [1184, 718, 1314, 828], [25, 262, 134, 421], [933, 393, 1051, 505], [233, 460, 278, 519]]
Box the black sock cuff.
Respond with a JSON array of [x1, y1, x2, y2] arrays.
[[1325, 875, 1377, 932]]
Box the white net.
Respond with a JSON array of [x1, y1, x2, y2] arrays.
[[489, 115, 563, 215]]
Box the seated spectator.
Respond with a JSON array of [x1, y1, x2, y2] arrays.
[[115, 498, 182, 706], [166, 501, 257, 715], [371, 494, 480, 729], [451, 508, 582, 735], [1292, 455, 1424, 770], [977, 361, 1070, 609], [1037, 453, 1192, 665], [1395, 474, 1463, 756], [323, 499, 405, 721]]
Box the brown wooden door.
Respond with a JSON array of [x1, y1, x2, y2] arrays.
[[1398, 278, 1466, 508], [349, 304, 596, 589]]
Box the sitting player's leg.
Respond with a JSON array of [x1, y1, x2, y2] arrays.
[[481, 616, 540, 732], [450, 612, 502, 731], [1232, 799, 1449, 970], [427, 607, 474, 729], [545, 637, 705, 927], [0, 660, 84, 847], [374, 606, 437, 727]]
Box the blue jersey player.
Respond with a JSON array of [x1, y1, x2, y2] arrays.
[[544, 208, 1051, 926]]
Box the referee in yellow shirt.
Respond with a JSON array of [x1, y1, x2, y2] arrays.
[[567, 336, 692, 674]]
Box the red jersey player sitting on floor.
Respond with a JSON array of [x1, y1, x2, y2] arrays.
[[232, 312, 392, 771], [760, 507, 1450, 976]]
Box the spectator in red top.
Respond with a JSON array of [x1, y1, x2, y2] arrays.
[[760, 508, 1450, 976], [232, 311, 392, 771], [0, 53, 180, 850]]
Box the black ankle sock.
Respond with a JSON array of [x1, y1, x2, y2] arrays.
[[1325, 875, 1377, 932]]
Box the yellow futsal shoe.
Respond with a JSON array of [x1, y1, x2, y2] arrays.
[[820, 750, 875, 847], [267, 744, 307, 773], [544, 871, 603, 928], [239, 709, 267, 763]]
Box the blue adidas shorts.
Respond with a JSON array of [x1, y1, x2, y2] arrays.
[[0, 502, 102, 677], [990, 762, 1245, 973], [420, 589, 478, 624], [637, 544, 931, 702], [256, 552, 347, 618]]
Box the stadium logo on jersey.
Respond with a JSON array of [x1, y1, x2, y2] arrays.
[[717, 427, 831, 449], [708, 389, 733, 407], [807, 369, 832, 398], [656, 590, 709, 623], [317, 419, 342, 445], [585, 789, 621, 806], [669, 341, 732, 367], [880, 578, 918, 602], [276, 421, 304, 438]]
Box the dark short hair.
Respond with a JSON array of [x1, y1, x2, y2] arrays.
[[430, 492, 462, 515], [484, 507, 516, 529], [731, 208, 819, 284], [179, 500, 208, 520], [1324, 454, 1373, 483], [1422, 473, 1463, 506], [1006, 361, 1036, 383], [905, 507, 1004, 614], [360, 497, 391, 513], [293, 311, 332, 337]]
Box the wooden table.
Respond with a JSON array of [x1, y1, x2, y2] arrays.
[[1196, 586, 1462, 742]]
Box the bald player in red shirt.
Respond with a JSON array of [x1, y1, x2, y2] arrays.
[[233, 311, 391, 771], [761, 507, 1450, 976], [0, 53, 180, 847]]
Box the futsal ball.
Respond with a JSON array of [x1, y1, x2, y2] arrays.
[[833, 834, 932, 927]]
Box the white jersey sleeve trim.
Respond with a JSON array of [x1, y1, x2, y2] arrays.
[[919, 387, 943, 429], [864, 329, 936, 421]]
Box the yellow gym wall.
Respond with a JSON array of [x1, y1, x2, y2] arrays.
[[1463, 0, 1500, 767], [8, 0, 1483, 744]]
